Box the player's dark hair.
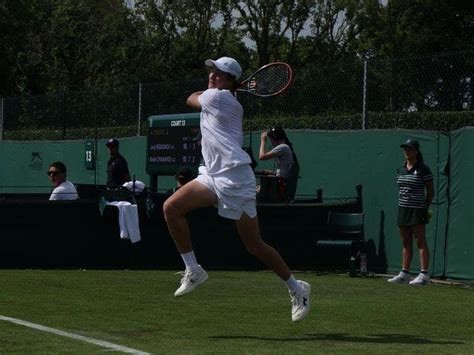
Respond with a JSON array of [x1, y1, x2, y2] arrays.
[[268, 127, 299, 165], [49, 161, 67, 175]]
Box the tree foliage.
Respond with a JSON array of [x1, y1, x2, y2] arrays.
[[0, 0, 472, 100]]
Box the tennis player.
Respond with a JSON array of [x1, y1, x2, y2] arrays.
[[163, 57, 311, 322]]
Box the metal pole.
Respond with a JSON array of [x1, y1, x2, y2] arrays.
[[149, 174, 158, 193], [137, 83, 142, 136], [0, 97, 4, 141], [61, 90, 66, 140], [362, 60, 368, 130], [94, 96, 98, 186]]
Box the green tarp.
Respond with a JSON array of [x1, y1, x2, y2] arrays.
[[445, 128, 474, 279], [0, 129, 472, 280]]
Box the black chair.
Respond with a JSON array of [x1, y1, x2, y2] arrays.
[[315, 211, 365, 273]]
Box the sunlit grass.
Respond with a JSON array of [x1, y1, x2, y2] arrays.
[[0, 270, 472, 354]]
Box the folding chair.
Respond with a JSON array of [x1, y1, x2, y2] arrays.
[[315, 211, 365, 273]]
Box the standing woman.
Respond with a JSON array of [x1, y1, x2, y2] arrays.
[[388, 139, 434, 285], [162, 57, 311, 322]]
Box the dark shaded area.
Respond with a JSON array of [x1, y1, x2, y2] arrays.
[[0, 187, 361, 270], [210, 333, 464, 345]]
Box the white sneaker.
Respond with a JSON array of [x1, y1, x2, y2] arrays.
[[174, 266, 208, 297], [289, 280, 311, 322], [387, 271, 410, 284], [409, 273, 430, 286]]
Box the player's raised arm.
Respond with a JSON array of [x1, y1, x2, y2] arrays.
[[186, 91, 204, 109]]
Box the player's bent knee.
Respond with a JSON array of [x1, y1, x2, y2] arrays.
[[163, 199, 181, 221]]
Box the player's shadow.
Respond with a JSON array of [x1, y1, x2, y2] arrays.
[[210, 333, 463, 345]]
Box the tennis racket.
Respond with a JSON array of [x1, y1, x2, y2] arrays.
[[238, 62, 293, 98]]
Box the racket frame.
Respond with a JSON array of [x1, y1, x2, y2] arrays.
[[237, 62, 293, 98]]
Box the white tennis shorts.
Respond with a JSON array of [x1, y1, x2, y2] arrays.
[[196, 164, 257, 220]]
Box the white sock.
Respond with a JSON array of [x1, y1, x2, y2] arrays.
[[285, 274, 302, 293], [181, 251, 199, 271]]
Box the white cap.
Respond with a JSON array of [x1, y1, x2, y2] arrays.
[[205, 57, 242, 80]]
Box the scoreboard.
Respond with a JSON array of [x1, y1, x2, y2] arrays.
[[146, 113, 201, 175]]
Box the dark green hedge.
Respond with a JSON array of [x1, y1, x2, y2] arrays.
[[244, 111, 474, 131], [3, 111, 473, 140], [3, 125, 142, 141], [366, 111, 474, 131]]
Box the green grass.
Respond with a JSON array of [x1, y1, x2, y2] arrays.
[[0, 270, 472, 354]]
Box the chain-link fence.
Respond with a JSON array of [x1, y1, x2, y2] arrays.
[[1, 51, 472, 140]]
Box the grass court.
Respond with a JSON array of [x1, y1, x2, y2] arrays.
[[0, 270, 472, 354]]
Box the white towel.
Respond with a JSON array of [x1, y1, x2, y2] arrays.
[[122, 180, 145, 194], [107, 201, 141, 243]]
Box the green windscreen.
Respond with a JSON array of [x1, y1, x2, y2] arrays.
[[0, 129, 472, 280], [445, 127, 474, 279]]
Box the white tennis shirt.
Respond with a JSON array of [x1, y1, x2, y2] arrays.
[[199, 88, 251, 175], [49, 180, 78, 201]]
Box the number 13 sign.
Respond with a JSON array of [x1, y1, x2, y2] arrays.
[[84, 139, 95, 170]]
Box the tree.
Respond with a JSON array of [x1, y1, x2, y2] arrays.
[[1, 0, 144, 96], [231, 0, 300, 66], [0, 0, 55, 95], [354, 0, 474, 111], [46, 0, 143, 90], [134, 0, 250, 81]]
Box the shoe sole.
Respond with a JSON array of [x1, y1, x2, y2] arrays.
[[174, 272, 209, 297], [409, 281, 430, 286]]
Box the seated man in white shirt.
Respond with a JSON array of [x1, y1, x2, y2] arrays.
[[47, 161, 78, 201]]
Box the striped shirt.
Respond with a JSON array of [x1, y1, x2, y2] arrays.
[[397, 162, 433, 208]]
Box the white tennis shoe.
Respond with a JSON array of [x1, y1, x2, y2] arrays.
[[409, 273, 431, 286], [289, 280, 311, 322], [387, 271, 410, 284], [174, 266, 208, 297]]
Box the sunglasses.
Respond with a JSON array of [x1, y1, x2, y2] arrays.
[[403, 147, 415, 152], [47, 171, 60, 176]]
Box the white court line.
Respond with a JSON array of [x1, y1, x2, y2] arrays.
[[0, 315, 151, 355]]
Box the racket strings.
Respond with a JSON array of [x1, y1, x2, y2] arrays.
[[254, 65, 291, 95]]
